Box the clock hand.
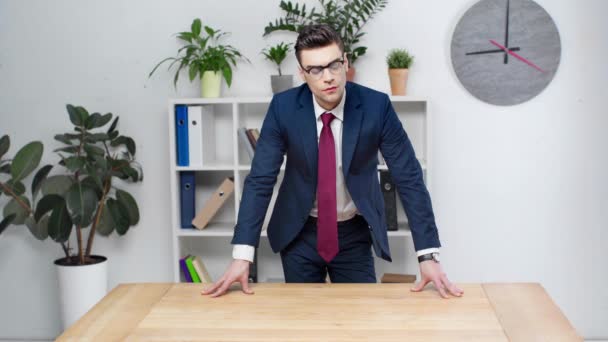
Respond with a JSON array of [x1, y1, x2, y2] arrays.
[[504, 0, 510, 64], [489, 39, 545, 72], [466, 47, 520, 55]]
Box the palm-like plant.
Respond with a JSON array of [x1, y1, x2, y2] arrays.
[[261, 42, 293, 76], [263, 0, 388, 65], [0, 104, 143, 265]]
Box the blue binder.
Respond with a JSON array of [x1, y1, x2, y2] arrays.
[[175, 105, 189, 166], [179, 171, 195, 228]]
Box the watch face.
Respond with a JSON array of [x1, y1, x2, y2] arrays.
[[432, 253, 441, 262], [451, 0, 561, 106]]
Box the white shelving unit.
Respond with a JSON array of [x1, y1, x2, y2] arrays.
[[168, 95, 431, 283]]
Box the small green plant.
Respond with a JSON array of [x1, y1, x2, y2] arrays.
[[386, 48, 414, 69], [261, 42, 293, 76], [0, 105, 143, 265], [149, 18, 249, 88]]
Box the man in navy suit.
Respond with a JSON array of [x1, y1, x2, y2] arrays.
[[202, 24, 463, 299]]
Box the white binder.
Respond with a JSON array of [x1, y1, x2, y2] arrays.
[[187, 106, 204, 168]]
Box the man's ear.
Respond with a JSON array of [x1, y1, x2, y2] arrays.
[[298, 66, 306, 82], [344, 54, 350, 71]]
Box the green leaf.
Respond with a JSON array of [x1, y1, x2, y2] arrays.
[[123, 166, 139, 182], [34, 194, 64, 222], [48, 201, 72, 243], [0, 163, 10, 174], [189, 63, 198, 82], [11, 141, 43, 182], [32, 164, 53, 199], [107, 116, 119, 134], [76, 106, 90, 126], [86, 133, 109, 142], [4, 179, 25, 196], [3, 196, 30, 225], [65, 182, 97, 227], [204, 25, 215, 37], [85, 113, 111, 129], [116, 189, 139, 225], [107, 198, 129, 235], [64, 156, 86, 172], [93, 155, 108, 172], [0, 214, 16, 235], [41, 175, 73, 196], [0, 135, 10, 159], [25, 215, 49, 240], [67, 104, 82, 126], [84, 144, 105, 156], [111, 136, 136, 155], [96, 203, 114, 236], [54, 134, 73, 145], [191, 18, 202, 37], [222, 66, 232, 87], [81, 176, 103, 199], [54, 146, 80, 154]]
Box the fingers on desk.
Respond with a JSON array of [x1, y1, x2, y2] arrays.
[[410, 278, 430, 292], [440, 275, 464, 297], [201, 277, 226, 296]]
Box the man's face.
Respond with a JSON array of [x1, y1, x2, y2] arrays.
[[298, 43, 349, 110]]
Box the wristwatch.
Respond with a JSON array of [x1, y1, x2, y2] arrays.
[[418, 252, 440, 263]]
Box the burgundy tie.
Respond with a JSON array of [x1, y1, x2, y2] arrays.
[[317, 112, 339, 263]]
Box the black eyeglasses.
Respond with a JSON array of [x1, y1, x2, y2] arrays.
[[300, 58, 345, 79]]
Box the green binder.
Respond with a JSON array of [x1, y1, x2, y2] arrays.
[[185, 255, 201, 283]]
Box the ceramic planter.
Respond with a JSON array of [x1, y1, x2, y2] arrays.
[[55, 255, 108, 330], [388, 68, 409, 95]]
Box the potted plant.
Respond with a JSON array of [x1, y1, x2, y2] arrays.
[[0, 104, 143, 329], [149, 18, 249, 98], [263, 0, 388, 81], [262, 42, 294, 94], [386, 48, 413, 95]]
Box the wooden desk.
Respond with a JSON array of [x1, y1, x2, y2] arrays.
[[56, 283, 581, 341]]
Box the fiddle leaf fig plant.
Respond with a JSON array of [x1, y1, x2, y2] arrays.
[[0, 104, 143, 265]]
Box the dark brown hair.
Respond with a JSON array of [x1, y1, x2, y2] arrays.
[[295, 24, 344, 65]]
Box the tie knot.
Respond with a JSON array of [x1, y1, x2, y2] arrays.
[[321, 112, 335, 126]]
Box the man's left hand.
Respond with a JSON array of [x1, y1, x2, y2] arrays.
[[410, 261, 464, 299]]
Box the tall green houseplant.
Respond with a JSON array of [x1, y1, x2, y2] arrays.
[[263, 0, 388, 66], [0, 104, 143, 265]]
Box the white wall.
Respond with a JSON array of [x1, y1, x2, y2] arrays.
[[0, 0, 606, 339]]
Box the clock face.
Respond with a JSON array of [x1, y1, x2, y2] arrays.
[[451, 0, 561, 106]]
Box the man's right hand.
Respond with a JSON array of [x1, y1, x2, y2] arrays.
[[200, 259, 254, 298]]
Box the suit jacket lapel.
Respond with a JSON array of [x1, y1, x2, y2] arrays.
[[295, 82, 363, 181], [342, 82, 363, 178], [295, 85, 318, 180]]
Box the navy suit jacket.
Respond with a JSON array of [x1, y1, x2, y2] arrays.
[[231, 82, 441, 262]]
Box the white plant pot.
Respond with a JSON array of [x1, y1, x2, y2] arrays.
[[55, 255, 108, 330]]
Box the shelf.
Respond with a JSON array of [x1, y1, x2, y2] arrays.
[[170, 96, 427, 106], [176, 221, 411, 237], [175, 164, 234, 171], [169, 96, 431, 283], [176, 222, 236, 237]]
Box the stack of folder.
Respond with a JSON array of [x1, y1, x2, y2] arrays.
[[179, 255, 213, 283]]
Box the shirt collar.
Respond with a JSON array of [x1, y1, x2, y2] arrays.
[[312, 88, 346, 122]]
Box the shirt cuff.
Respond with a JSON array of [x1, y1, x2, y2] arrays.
[[416, 247, 440, 257], [232, 244, 255, 263]]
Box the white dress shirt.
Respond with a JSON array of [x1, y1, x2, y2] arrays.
[[232, 90, 439, 263]]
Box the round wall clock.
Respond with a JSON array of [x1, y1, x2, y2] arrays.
[[451, 0, 561, 106]]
